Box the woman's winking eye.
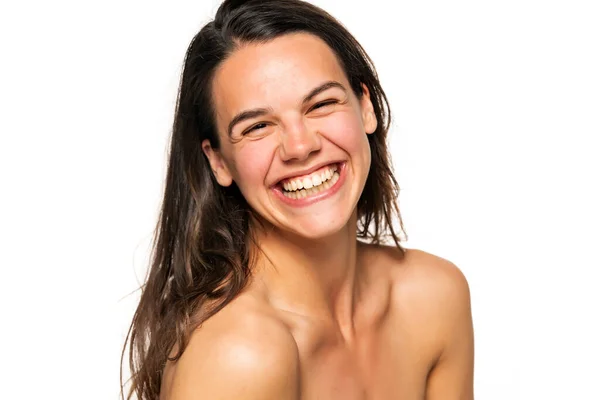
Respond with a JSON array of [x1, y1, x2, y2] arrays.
[[310, 99, 339, 111]]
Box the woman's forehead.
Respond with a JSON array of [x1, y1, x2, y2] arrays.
[[211, 33, 350, 121]]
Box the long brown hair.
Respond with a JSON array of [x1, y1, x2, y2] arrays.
[[121, 0, 406, 398]]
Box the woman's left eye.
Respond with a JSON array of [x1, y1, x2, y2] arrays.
[[246, 123, 268, 134], [311, 100, 338, 110]]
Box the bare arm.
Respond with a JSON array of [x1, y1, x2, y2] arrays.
[[425, 261, 475, 400]]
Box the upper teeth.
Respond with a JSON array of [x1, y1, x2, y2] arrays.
[[282, 164, 338, 192]]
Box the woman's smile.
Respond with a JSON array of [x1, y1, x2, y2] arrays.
[[271, 161, 347, 207]]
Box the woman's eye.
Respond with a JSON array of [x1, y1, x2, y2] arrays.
[[245, 123, 267, 134], [312, 100, 338, 110]]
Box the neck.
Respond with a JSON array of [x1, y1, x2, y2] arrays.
[[251, 212, 361, 335]]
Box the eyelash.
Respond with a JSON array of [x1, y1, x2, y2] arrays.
[[311, 99, 338, 110], [244, 100, 339, 134]]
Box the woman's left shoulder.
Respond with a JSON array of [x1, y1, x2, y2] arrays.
[[379, 246, 474, 398], [361, 244, 472, 343], [363, 244, 471, 300], [365, 244, 474, 373]]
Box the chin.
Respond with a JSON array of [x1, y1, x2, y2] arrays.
[[282, 212, 356, 241]]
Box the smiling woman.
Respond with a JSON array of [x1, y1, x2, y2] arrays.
[[121, 1, 474, 399]]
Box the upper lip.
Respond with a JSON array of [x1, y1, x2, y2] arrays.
[[273, 160, 343, 186]]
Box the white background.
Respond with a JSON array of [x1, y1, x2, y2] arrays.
[[1, 0, 598, 399]]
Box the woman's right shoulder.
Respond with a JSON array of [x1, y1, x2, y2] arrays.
[[161, 293, 300, 400]]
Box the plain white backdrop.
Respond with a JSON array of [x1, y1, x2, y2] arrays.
[[0, 0, 598, 398]]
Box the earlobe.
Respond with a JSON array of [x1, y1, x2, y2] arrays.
[[201, 139, 234, 187]]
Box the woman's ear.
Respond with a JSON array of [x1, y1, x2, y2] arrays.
[[359, 83, 378, 135], [202, 139, 234, 187]]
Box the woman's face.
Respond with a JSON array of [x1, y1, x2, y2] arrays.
[[204, 32, 377, 240]]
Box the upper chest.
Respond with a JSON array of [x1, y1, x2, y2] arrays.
[[283, 295, 439, 400]]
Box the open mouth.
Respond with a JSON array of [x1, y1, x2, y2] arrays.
[[278, 162, 341, 200]]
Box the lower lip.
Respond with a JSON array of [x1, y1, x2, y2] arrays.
[[272, 162, 347, 207]]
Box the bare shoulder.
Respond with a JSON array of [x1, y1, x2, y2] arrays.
[[162, 294, 300, 400], [362, 244, 472, 350], [397, 247, 471, 302], [365, 245, 471, 310], [367, 245, 475, 399]]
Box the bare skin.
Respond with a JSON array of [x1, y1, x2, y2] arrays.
[[160, 33, 474, 399], [161, 245, 474, 399]]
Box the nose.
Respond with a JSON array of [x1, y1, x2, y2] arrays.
[[278, 120, 322, 162]]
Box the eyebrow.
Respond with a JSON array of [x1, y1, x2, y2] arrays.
[[226, 80, 347, 136]]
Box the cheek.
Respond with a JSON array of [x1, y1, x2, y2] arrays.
[[319, 112, 371, 157], [229, 140, 275, 192]]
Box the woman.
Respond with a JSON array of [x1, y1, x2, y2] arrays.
[[122, 0, 475, 399]]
